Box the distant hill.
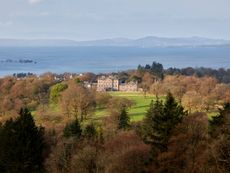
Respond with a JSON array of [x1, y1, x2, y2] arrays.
[[75, 36, 230, 47], [0, 39, 77, 47], [0, 36, 230, 47]]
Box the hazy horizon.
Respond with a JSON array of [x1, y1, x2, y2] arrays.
[[0, 35, 230, 42], [0, 0, 230, 41]]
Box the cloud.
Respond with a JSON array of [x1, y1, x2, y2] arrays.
[[0, 21, 13, 27], [38, 12, 50, 16], [28, 0, 43, 5]]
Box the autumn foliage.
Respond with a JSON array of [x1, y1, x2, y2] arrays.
[[0, 69, 229, 173]]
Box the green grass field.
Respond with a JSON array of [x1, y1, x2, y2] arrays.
[[95, 92, 158, 122], [95, 92, 218, 122], [33, 91, 217, 124]]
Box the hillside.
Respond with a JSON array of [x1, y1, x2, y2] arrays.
[[1, 36, 230, 47]]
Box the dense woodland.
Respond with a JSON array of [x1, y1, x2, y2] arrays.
[[0, 62, 230, 173]]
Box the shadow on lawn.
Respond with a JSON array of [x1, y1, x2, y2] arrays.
[[129, 112, 146, 117], [132, 105, 149, 109]]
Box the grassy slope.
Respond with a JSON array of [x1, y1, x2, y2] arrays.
[[96, 92, 157, 122], [33, 92, 216, 124], [95, 92, 217, 122]]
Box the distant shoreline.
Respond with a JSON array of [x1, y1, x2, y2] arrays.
[[0, 46, 229, 77]]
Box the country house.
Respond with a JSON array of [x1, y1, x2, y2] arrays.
[[97, 75, 138, 92]]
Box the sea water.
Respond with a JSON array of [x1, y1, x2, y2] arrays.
[[0, 46, 229, 76]]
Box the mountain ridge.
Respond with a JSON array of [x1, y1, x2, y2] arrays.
[[0, 36, 230, 47]]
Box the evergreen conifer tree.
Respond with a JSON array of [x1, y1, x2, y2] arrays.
[[63, 119, 82, 138], [209, 103, 230, 171], [143, 93, 187, 151], [0, 108, 45, 173], [143, 99, 163, 145], [84, 123, 97, 139], [118, 106, 130, 130], [209, 103, 230, 136]]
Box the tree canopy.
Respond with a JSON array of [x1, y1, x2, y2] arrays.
[[143, 93, 187, 151], [0, 108, 45, 173]]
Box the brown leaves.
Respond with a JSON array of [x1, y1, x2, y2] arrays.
[[60, 82, 95, 121], [103, 131, 151, 173], [152, 113, 209, 173]]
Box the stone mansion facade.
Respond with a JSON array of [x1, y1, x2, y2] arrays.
[[97, 76, 138, 92]]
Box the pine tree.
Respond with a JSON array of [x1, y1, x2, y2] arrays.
[[143, 93, 187, 152], [209, 103, 230, 171], [84, 123, 97, 139], [63, 119, 82, 138], [118, 106, 130, 130], [0, 108, 45, 173], [209, 103, 230, 136], [143, 99, 163, 145]]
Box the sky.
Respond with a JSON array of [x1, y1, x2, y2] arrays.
[[0, 0, 230, 40]]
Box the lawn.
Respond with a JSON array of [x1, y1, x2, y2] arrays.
[[95, 92, 218, 122], [32, 91, 217, 124], [95, 92, 158, 122]]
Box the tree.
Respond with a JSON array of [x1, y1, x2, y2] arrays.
[[209, 103, 230, 136], [50, 83, 68, 104], [143, 93, 187, 152], [209, 103, 230, 172], [103, 131, 151, 173], [182, 91, 202, 113], [107, 97, 135, 116], [78, 72, 96, 82], [0, 108, 45, 173], [95, 92, 112, 109], [142, 99, 163, 145], [63, 119, 82, 138], [150, 81, 164, 97], [153, 112, 208, 173], [137, 61, 164, 79], [71, 145, 100, 173], [61, 82, 96, 121], [84, 123, 97, 139], [150, 61, 164, 79], [141, 72, 156, 97], [118, 106, 130, 130]]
